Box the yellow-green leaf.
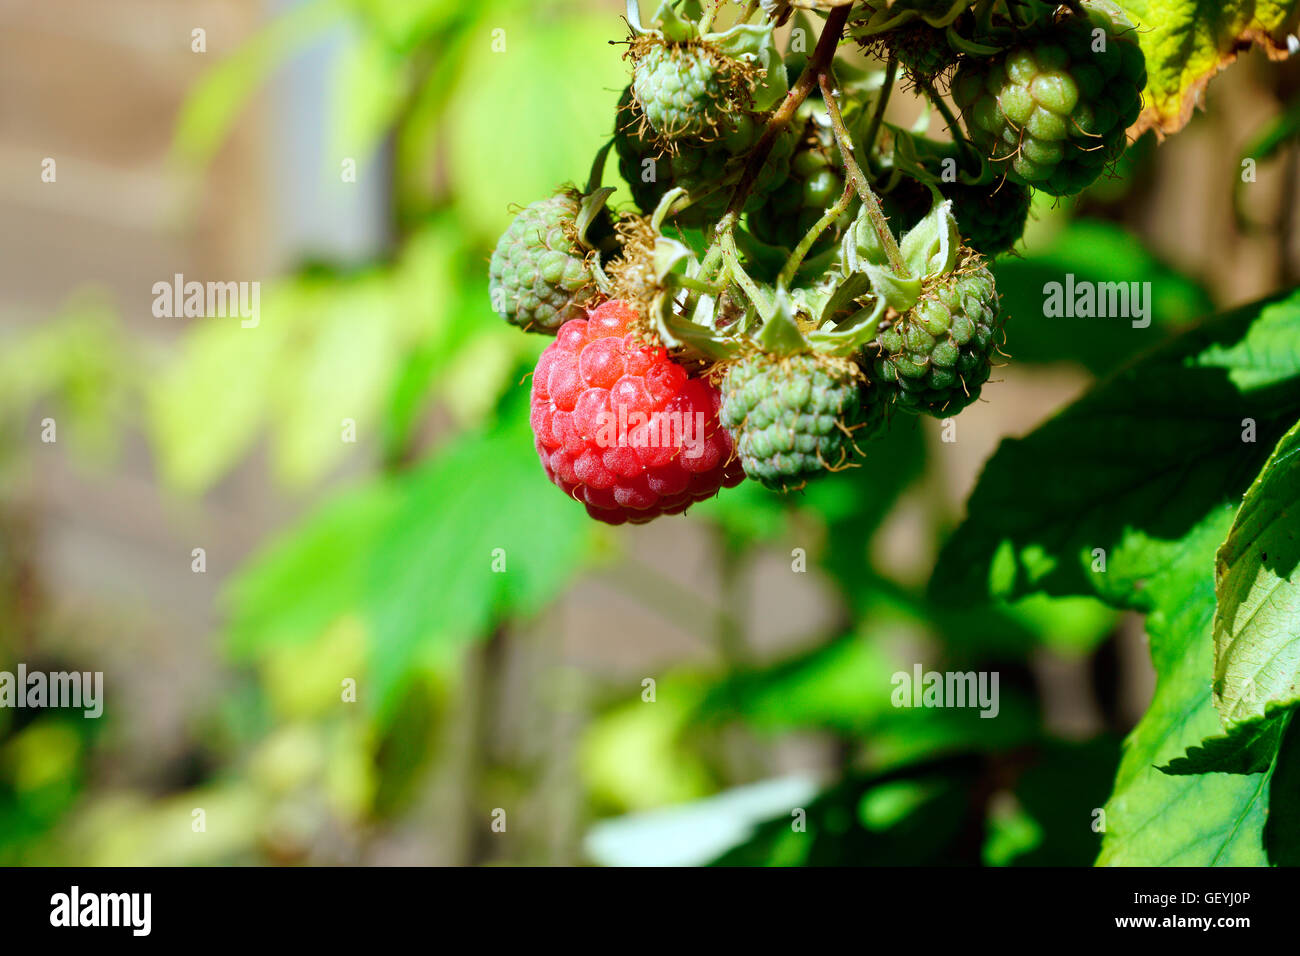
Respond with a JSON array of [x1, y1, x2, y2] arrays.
[[1119, 0, 1300, 137]]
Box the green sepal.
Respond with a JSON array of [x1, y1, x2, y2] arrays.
[[584, 139, 615, 194], [652, 295, 742, 360], [849, 4, 917, 39], [945, 24, 1003, 56], [864, 262, 923, 314], [651, 186, 689, 233], [841, 202, 892, 272], [888, 126, 992, 187], [653, 235, 694, 284], [922, 0, 980, 28], [899, 197, 961, 278], [575, 186, 615, 247], [806, 297, 887, 357], [816, 270, 873, 326], [756, 287, 811, 356]]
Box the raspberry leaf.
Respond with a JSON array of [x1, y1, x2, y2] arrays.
[[931, 288, 1300, 864], [1117, 0, 1300, 136], [1159, 712, 1290, 775], [1212, 418, 1300, 728]]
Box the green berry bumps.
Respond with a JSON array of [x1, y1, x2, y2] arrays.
[[951, 1, 1146, 196], [871, 249, 1000, 416], [489, 189, 604, 333], [720, 352, 866, 491]]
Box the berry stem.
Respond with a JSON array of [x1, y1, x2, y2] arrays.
[[719, 3, 851, 223], [718, 225, 773, 321], [698, 2, 716, 34], [777, 181, 854, 287], [922, 80, 978, 168], [819, 70, 908, 276], [696, 239, 725, 284], [863, 54, 897, 154]]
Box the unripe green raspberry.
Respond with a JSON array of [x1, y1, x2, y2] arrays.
[[615, 88, 795, 227], [719, 353, 869, 491], [748, 121, 849, 252], [488, 190, 601, 333], [632, 42, 729, 141], [948, 179, 1031, 257], [856, 0, 967, 86], [880, 176, 1030, 258], [951, 1, 1145, 196], [871, 250, 1000, 416]]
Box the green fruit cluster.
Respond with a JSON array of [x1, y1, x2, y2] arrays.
[[870, 251, 1000, 416], [631, 41, 731, 141], [720, 353, 866, 491], [488, 190, 603, 333], [615, 87, 796, 227], [748, 117, 850, 253], [951, 1, 1146, 196]]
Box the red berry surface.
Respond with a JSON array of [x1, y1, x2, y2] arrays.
[[530, 300, 743, 525]]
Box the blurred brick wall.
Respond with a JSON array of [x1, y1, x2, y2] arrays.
[[0, 0, 273, 776]]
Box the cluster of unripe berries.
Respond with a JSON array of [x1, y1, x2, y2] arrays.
[[489, 0, 1145, 525]]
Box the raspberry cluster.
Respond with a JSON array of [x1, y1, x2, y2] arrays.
[[486, 0, 1147, 524]]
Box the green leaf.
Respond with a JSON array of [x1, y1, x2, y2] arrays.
[[933, 289, 1300, 609], [1265, 715, 1300, 864], [695, 592, 1040, 761], [707, 755, 986, 866], [992, 219, 1213, 375], [1118, 0, 1300, 137], [444, 13, 629, 244], [1003, 739, 1123, 867], [1159, 713, 1289, 775], [362, 403, 594, 722], [931, 288, 1300, 865], [222, 483, 397, 659], [1213, 418, 1300, 726], [351, 0, 465, 52], [331, 34, 410, 172]]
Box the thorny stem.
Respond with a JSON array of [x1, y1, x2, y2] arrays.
[[720, 4, 851, 223], [778, 182, 854, 287], [739, 0, 760, 23], [819, 70, 908, 275], [863, 54, 897, 154], [699, 1, 718, 34]]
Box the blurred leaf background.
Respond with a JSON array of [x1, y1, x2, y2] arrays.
[[2, 0, 1299, 865]]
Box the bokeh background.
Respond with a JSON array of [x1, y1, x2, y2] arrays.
[[1, 0, 1298, 866]]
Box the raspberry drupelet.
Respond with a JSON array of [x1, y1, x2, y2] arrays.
[[530, 299, 743, 524]]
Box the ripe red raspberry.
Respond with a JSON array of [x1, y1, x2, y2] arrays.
[[530, 300, 743, 525]]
